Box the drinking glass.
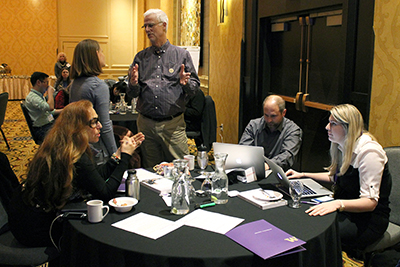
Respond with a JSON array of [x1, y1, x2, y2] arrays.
[[119, 93, 126, 115], [197, 151, 208, 174], [200, 172, 212, 195], [289, 180, 304, 208]]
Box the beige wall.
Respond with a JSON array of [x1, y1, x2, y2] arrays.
[[208, 0, 243, 144], [0, 0, 57, 76], [57, 0, 138, 80], [369, 0, 400, 147]]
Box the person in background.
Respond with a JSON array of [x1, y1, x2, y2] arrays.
[[110, 80, 132, 104], [54, 52, 70, 79], [8, 100, 145, 247], [127, 9, 200, 168], [54, 67, 71, 94], [54, 67, 72, 109], [286, 104, 391, 259], [69, 39, 117, 164], [239, 95, 302, 171], [25, 72, 62, 143], [184, 88, 205, 147]]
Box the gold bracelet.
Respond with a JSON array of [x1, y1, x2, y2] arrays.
[[338, 200, 345, 212]]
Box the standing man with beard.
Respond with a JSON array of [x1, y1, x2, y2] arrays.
[[239, 95, 302, 171], [127, 9, 200, 168]]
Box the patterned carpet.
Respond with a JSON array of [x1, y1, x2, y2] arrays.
[[0, 100, 39, 182]]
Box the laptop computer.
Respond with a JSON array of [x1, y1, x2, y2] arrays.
[[265, 158, 333, 198], [212, 142, 265, 180]]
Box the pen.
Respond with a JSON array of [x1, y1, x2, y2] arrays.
[[195, 202, 216, 209], [301, 201, 319, 205]]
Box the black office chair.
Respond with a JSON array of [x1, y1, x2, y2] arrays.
[[0, 152, 59, 266], [104, 79, 117, 90], [0, 92, 10, 150], [20, 101, 42, 145], [186, 95, 217, 152], [362, 146, 400, 267]]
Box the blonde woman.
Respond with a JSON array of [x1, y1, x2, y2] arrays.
[[54, 52, 70, 79], [286, 104, 391, 258]]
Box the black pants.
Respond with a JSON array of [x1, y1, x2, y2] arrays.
[[338, 212, 386, 255]]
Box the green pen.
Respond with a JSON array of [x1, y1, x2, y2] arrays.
[[195, 202, 216, 209]]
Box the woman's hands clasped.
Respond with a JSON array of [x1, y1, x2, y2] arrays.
[[119, 132, 145, 156]]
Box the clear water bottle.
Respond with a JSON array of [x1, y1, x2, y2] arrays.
[[211, 153, 229, 204], [171, 159, 190, 215], [126, 169, 140, 200]]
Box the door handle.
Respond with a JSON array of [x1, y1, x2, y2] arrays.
[[302, 16, 313, 112], [296, 17, 305, 111]]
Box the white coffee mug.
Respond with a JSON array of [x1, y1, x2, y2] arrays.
[[184, 155, 195, 170], [87, 200, 109, 223]]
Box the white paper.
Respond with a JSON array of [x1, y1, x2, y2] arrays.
[[176, 209, 244, 234], [134, 168, 163, 182], [112, 212, 182, 240]]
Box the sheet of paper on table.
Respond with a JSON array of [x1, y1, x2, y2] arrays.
[[176, 209, 245, 235], [119, 168, 165, 192], [111, 212, 182, 240]]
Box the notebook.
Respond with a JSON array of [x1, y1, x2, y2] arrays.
[[265, 158, 333, 198], [212, 142, 266, 180]]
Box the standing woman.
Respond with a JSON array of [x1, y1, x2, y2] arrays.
[[8, 100, 144, 247], [54, 52, 71, 79], [286, 104, 391, 259], [69, 39, 117, 163]]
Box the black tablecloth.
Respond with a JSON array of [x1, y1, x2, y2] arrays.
[[60, 176, 342, 267], [110, 112, 138, 134], [110, 112, 138, 122]]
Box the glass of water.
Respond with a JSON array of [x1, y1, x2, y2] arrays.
[[197, 151, 208, 174], [200, 172, 212, 195], [289, 180, 304, 208]]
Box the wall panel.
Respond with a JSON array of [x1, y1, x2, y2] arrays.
[[0, 0, 57, 75], [209, 0, 243, 143], [57, 0, 138, 79], [370, 0, 400, 147]]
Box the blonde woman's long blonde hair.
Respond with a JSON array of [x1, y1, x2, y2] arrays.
[[326, 104, 376, 176]]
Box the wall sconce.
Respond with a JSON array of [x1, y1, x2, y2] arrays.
[[218, 0, 228, 25]]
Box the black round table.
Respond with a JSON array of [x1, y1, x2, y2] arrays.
[[61, 176, 342, 267]]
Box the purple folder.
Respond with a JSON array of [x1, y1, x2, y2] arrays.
[[225, 219, 306, 260]]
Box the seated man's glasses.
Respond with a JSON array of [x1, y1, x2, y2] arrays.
[[88, 117, 100, 128]]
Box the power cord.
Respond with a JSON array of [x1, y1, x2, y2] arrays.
[[49, 214, 64, 252]]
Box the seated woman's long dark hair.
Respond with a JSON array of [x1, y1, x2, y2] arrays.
[[22, 100, 94, 212]]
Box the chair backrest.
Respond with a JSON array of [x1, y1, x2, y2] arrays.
[[104, 79, 116, 90], [201, 95, 217, 151], [384, 146, 400, 225], [20, 101, 41, 145], [0, 92, 8, 127]]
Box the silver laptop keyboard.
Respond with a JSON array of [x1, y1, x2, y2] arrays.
[[303, 184, 317, 195]]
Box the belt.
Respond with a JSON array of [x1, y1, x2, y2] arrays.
[[141, 112, 183, 122]]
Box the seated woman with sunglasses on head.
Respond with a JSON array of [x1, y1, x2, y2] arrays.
[[286, 104, 391, 259], [8, 100, 145, 247]]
